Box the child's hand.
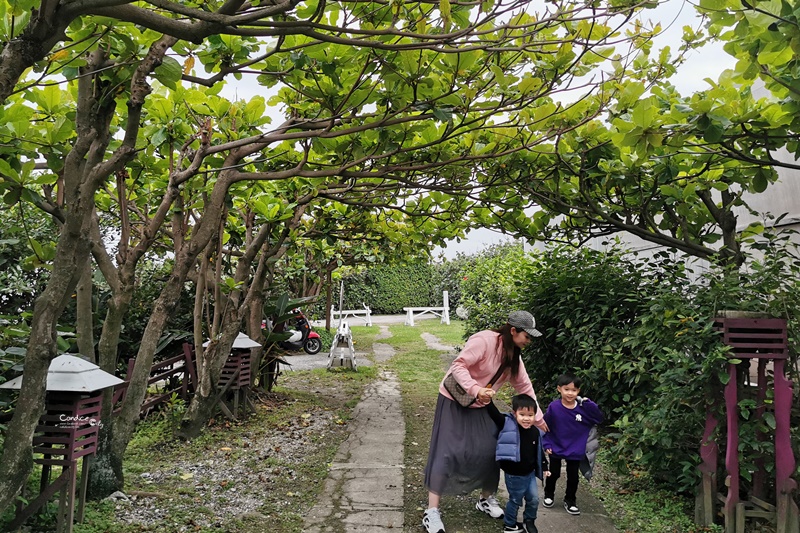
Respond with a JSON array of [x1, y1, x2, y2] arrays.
[[477, 387, 496, 403], [543, 471, 551, 478], [545, 448, 552, 454]]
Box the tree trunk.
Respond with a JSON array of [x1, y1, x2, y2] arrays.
[[0, 222, 93, 513], [179, 296, 245, 439], [175, 386, 218, 440], [76, 262, 96, 361], [86, 420, 124, 499], [87, 278, 134, 498], [179, 218, 294, 435], [0, 47, 125, 515], [110, 276, 191, 462], [110, 167, 231, 463]]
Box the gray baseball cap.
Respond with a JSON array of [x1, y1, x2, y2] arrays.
[[507, 310, 542, 337]]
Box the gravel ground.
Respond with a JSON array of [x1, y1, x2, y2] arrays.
[[100, 322, 410, 531], [98, 373, 359, 532]]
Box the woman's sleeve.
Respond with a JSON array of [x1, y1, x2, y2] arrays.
[[448, 334, 489, 397]]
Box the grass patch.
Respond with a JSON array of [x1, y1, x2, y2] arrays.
[[588, 455, 726, 533], [384, 320, 499, 533]]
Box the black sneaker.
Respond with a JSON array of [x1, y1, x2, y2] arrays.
[[523, 519, 538, 533], [502, 523, 524, 533], [564, 501, 580, 515], [542, 497, 554, 508]]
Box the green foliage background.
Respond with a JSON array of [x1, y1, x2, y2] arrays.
[[338, 262, 447, 314], [456, 239, 800, 495]]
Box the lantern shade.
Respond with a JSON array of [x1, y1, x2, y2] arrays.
[[0, 354, 123, 393], [203, 332, 261, 349]]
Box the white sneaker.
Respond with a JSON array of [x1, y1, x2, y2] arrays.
[[476, 496, 505, 519], [423, 507, 446, 533]]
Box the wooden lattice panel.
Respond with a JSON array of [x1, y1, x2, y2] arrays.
[[34, 393, 102, 466], [219, 352, 252, 389], [714, 317, 788, 360]]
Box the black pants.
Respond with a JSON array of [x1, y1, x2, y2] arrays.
[[544, 456, 580, 504]]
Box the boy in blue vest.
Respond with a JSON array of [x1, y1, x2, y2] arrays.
[[495, 394, 550, 533]]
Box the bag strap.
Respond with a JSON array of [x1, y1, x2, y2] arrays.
[[485, 364, 507, 388]]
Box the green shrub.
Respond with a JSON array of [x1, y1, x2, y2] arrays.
[[315, 327, 335, 351], [339, 262, 444, 314], [457, 242, 528, 336], [456, 239, 800, 496]]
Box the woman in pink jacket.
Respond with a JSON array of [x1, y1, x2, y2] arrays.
[[422, 310, 549, 533]]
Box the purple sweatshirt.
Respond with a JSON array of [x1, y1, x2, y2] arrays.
[[541, 398, 604, 460]]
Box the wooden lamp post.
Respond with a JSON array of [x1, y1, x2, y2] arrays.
[[0, 354, 123, 533], [696, 313, 798, 533]]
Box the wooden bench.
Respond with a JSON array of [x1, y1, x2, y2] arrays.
[[330, 304, 372, 326], [403, 291, 451, 326], [403, 307, 451, 326]]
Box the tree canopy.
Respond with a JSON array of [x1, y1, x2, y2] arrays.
[[461, 0, 800, 268], [0, 0, 671, 514]]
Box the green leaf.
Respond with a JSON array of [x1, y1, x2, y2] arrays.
[[631, 99, 655, 128], [703, 124, 724, 143], [432, 107, 452, 122], [439, 0, 451, 22], [752, 170, 769, 193], [154, 56, 183, 90], [490, 65, 507, 88], [0, 159, 19, 180]]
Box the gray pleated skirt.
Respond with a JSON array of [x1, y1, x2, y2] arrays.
[[423, 393, 500, 495]]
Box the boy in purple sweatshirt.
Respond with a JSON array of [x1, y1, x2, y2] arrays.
[[541, 373, 604, 516]]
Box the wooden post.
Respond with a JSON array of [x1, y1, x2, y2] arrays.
[[696, 412, 719, 525], [77, 456, 90, 522], [773, 359, 799, 533], [65, 463, 77, 533], [325, 269, 332, 332], [723, 362, 739, 533], [752, 358, 768, 500]]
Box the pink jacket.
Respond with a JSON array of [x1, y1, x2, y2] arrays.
[[439, 330, 545, 427]]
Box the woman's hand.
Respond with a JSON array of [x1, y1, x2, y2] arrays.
[[476, 387, 496, 403]]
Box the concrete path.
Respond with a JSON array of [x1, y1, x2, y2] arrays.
[[303, 369, 405, 533], [303, 318, 618, 533]]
